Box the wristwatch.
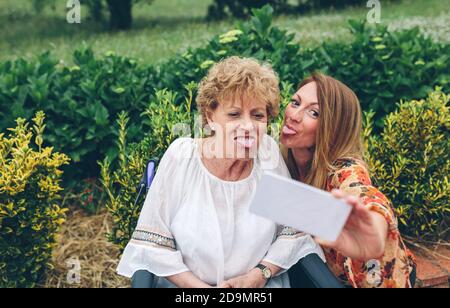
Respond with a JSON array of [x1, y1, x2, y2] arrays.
[[256, 263, 272, 280]]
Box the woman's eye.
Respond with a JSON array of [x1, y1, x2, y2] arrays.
[[310, 110, 319, 118], [254, 114, 265, 119], [228, 113, 239, 117], [290, 100, 300, 107]]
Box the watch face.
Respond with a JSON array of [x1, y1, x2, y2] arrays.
[[262, 268, 271, 279]]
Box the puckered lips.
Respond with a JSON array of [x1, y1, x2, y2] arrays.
[[282, 123, 297, 135], [234, 134, 256, 149]]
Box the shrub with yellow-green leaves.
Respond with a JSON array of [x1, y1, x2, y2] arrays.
[[364, 88, 449, 240], [0, 111, 70, 287]]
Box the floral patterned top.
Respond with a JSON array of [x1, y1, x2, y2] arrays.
[[324, 158, 416, 288]]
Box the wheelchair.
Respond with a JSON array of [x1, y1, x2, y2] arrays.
[[128, 160, 344, 288]]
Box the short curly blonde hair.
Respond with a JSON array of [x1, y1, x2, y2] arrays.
[[196, 56, 280, 126]]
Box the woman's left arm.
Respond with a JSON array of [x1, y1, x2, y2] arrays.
[[222, 230, 325, 288], [219, 261, 282, 288]]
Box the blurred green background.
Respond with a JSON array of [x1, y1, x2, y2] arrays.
[[1, 0, 448, 65]]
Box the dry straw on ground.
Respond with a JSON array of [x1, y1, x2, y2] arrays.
[[41, 208, 129, 288]]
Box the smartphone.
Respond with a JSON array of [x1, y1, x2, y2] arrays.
[[249, 171, 352, 242]]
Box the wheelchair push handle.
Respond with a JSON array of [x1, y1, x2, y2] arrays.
[[128, 160, 157, 238]]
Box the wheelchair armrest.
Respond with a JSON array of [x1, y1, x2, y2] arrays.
[[131, 270, 156, 288], [288, 253, 344, 288]]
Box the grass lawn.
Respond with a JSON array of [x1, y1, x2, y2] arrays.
[[0, 0, 449, 65]]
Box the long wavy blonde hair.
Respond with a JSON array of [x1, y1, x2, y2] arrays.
[[281, 73, 365, 190]]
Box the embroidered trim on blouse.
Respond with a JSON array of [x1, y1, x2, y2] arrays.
[[278, 226, 302, 237], [132, 229, 176, 250]]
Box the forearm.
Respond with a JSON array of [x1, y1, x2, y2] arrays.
[[222, 261, 285, 288], [166, 271, 211, 288], [243, 261, 282, 288], [262, 230, 324, 273], [228, 262, 282, 288]]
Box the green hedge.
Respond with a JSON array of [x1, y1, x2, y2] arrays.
[[1, 5, 448, 183], [155, 6, 449, 130], [0, 49, 157, 181]]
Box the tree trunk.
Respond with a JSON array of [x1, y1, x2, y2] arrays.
[[107, 0, 133, 30]]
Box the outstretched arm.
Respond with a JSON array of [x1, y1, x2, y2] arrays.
[[316, 189, 388, 261]]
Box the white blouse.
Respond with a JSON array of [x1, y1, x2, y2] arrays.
[[117, 135, 325, 288]]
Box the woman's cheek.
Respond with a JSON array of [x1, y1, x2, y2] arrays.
[[308, 119, 319, 144], [305, 116, 318, 132]]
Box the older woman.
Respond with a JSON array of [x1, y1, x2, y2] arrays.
[[117, 57, 324, 288], [281, 73, 416, 288]]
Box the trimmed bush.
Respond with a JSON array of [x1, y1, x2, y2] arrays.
[[364, 88, 449, 240], [0, 49, 157, 182], [0, 111, 69, 287]]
